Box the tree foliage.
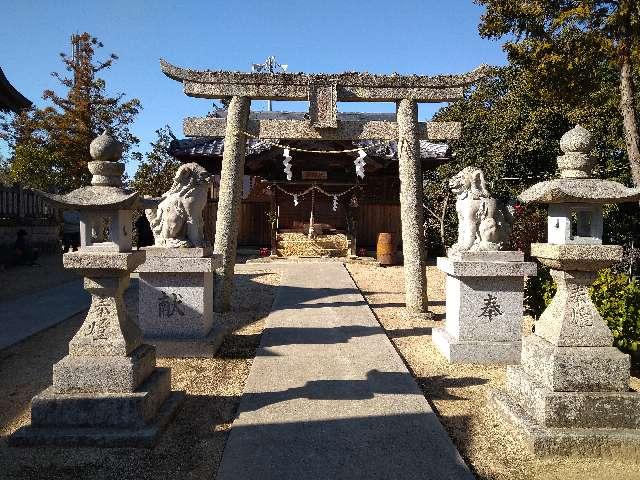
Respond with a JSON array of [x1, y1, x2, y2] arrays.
[[0, 32, 141, 193], [424, 65, 571, 252], [475, 0, 640, 186], [425, 61, 640, 256], [131, 126, 181, 198]]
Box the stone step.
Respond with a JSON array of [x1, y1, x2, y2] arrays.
[[9, 389, 183, 448], [489, 388, 640, 460]]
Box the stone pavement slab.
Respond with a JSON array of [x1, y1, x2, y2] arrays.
[[216, 263, 473, 480], [0, 280, 89, 351]]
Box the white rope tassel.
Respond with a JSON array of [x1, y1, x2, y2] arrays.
[[293, 194, 299, 206], [283, 148, 292, 181], [332, 195, 338, 211], [354, 148, 367, 178]]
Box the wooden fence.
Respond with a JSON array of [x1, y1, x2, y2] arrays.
[[0, 184, 58, 221]]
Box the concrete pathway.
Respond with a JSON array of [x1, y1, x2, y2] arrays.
[[216, 263, 473, 480], [0, 280, 89, 351]]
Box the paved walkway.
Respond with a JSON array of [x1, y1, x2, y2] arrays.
[[216, 263, 472, 480], [0, 280, 89, 351]]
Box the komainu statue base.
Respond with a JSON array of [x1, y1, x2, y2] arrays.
[[432, 251, 536, 364], [135, 247, 224, 358]]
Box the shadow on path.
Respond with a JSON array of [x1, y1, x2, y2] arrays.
[[239, 369, 420, 413], [416, 375, 489, 401]]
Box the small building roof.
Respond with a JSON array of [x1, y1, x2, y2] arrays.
[[0, 67, 31, 113]]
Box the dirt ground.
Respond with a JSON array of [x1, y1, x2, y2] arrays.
[[346, 262, 640, 480], [0, 254, 80, 302], [0, 265, 280, 480]]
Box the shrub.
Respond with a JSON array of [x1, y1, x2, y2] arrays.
[[590, 269, 640, 354], [509, 204, 547, 255], [526, 267, 640, 355], [524, 263, 556, 318]]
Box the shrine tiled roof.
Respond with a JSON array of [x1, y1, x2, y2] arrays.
[[169, 137, 449, 160]]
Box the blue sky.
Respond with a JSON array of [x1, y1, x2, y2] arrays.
[[1, 0, 507, 175]]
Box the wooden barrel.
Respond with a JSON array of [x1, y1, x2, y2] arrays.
[[376, 232, 395, 266]]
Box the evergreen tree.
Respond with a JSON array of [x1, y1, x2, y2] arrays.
[[427, 63, 639, 252], [0, 32, 141, 192]]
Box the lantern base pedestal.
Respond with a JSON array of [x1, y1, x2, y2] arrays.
[[489, 387, 640, 460], [9, 368, 184, 448], [489, 333, 640, 459]]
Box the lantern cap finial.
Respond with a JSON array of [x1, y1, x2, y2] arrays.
[[89, 129, 123, 162], [88, 130, 125, 187], [560, 124, 594, 155], [557, 125, 595, 178]]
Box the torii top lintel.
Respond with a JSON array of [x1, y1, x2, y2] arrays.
[[160, 59, 492, 103], [161, 59, 492, 137]]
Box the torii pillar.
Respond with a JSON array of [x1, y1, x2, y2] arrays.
[[397, 99, 427, 312], [214, 96, 250, 311]]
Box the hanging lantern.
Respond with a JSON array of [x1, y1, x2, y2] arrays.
[[332, 195, 338, 211], [293, 193, 299, 206]]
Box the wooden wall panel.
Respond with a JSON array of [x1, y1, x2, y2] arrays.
[[206, 201, 402, 248], [238, 202, 271, 246], [356, 204, 402, 248]]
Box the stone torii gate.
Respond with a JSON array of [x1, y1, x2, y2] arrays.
[[161, 60, 490, 312]]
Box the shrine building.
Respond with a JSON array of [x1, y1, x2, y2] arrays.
[[169, 111, 451, 255]]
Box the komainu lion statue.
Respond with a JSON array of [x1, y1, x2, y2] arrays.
[[145, 162, 213, 248], [448, 166, 512, 255]]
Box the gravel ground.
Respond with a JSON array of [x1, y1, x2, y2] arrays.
[[0, 254, 80, 302], [0, 264, 280, 480], [2, 258, 639, 480], [346, 262, 640, 480]]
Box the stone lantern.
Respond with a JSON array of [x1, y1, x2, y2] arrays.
[[11, 131, 182, 447], [490, 125, 640, 457]]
